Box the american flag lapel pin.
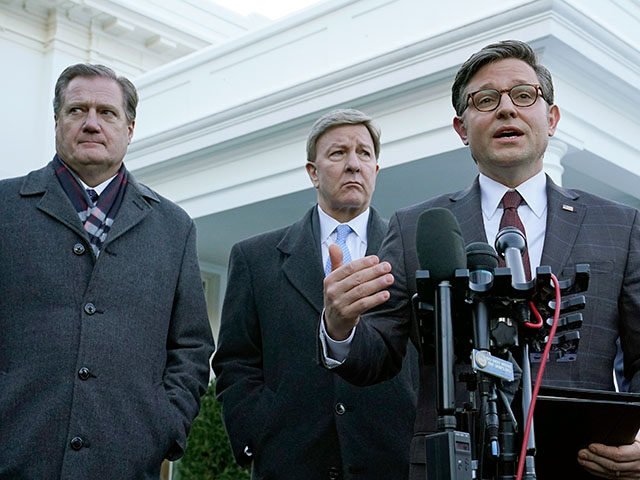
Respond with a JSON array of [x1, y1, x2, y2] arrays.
[[562, 204, 575, 212]]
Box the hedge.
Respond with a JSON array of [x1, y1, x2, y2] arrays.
[[173, 381, 251, 480]]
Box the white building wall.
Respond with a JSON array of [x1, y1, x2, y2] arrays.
[[0, 38, 48, 177], [0, 0, 267, 179]]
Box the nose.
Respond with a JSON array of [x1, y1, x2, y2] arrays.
[[344, 149, 361, 172], [83, 109, 101, 132], [495, 92, 518, 118]]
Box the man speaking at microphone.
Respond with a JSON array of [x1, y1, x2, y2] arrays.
[[321, 40, 640, 479]]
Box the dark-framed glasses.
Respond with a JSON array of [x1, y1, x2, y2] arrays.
[[466, 84, 543, 112]]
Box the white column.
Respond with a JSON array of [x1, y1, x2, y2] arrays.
[[543, 138, 568, 187]]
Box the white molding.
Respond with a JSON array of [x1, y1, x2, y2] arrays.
[[0, 0, 266, 67], [129, 0, 638, 169], [133, 0, 361, 86]]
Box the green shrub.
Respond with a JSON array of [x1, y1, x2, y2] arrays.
[[174, 382, 251, 480]]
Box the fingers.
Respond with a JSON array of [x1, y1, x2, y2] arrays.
[[328, 243, 343, 273], [589, 442, 640, 464], [578, 442, 640, 479], [323, 255, 393, 340], [578, 454, 622, 479]]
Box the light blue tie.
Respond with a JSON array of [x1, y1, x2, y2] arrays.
[[325, 224, 353, 276]]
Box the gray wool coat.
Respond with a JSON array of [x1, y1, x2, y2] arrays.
[[0, 161, 214, 479], [213, 206, 419, 480]]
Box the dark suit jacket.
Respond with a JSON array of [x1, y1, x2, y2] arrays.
[[213, 206, 419, 480], [332, 176, 640, 469], [0, 161, 214, 480]]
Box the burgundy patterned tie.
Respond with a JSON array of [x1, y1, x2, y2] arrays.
[[499, 190, 532, 280]]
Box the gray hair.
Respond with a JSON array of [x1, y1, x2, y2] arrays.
[[306, 108, 381, 163], [53, 64, 138, 124], [451, 40, 554, 116]]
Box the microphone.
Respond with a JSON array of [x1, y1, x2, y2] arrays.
[[415, 208, 474, 476], [467, 242, 499, 289], [466, 242, 499, 351], [495, 226, 528, 285], [467, 243, 501, 460], [494, 227, 537, 470], [416, 208, 466, 278], [415, 208, 466, 423]]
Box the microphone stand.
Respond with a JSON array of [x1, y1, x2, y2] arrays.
[[415, 271, 473, 480], [467, 245, 505, 480], [436, 280, 456, 431], [496, 227, 536, 480]]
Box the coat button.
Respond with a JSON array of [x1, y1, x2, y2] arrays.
[[70, 436, 84, 450], [78, 367, 91, 380], [328, 466, 341, 479], [334, 403, 346, 415], [84, 303, 96, 315], [73, 243, 86, 255]]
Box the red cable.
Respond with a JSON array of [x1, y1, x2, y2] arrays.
[[525, 301, 544, 328], [516, 274, 561, 480]]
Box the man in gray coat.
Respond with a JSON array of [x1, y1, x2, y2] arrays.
[[213, 109, 419, 479], [0, 64, 214, 479]]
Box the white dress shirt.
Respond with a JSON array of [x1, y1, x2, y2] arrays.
[[60, 158, 117, 197], [479, 170, 547, 273], [318, 205, 370, 365], [318, 205, 370, 273], [78, 175, 117, 196]]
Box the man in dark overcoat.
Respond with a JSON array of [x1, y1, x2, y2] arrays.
[[0, 64, 214, 479], [212, 109, 419, 480]]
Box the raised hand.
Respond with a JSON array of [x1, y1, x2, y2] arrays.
[[323, 243, 393, 340]]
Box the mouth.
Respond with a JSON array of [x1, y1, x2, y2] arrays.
[[493, 127, 524, 139]]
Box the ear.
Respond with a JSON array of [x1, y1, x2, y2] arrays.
[[547, 105, 560, 137], [305, 162, 319, 189], [127, 120, 135, 144], [453, 116, 469, 145]]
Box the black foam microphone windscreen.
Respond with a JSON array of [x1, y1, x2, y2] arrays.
[[415, 208, 467, 282], [466, 242, 499, 272]]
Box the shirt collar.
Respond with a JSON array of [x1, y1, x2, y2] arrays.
[[59, 159, 117, 196], [479, 170, 547, 220], [318, 205, 370, 243], [78, 174, 118, 196]]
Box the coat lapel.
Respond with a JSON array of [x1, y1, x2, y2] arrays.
[[365, 207, 387, 255], [278, 207, 325, 314], [22, 162, 90, 242], [540, 176, 584, 274], [448, 177, 488, 245], [21, 162, 159, 250], [102, 175, 158, 247]]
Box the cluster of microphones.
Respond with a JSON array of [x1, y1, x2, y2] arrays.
[[414, 207, 588, 366], [412, 208, 589, 480]]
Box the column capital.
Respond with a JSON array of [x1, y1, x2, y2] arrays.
[[543, 138, 569, 186]]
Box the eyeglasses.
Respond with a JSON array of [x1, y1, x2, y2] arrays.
[[466, 84, 544, 112]]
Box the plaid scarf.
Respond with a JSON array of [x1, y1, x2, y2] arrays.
[[53, 155, 128, 257]]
